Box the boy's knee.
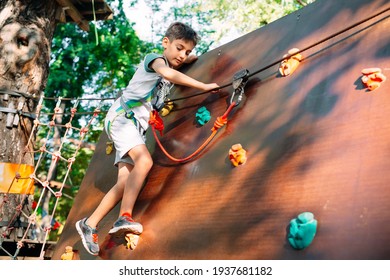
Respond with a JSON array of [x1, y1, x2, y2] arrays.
[[139, 155, 153, 171], [145, 157, 153, 171]]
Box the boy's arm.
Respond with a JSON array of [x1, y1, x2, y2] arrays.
[[151, 58, 219, 92]]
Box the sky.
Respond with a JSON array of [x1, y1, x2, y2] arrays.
[[124, 0, 154, 41], [123, 0, 241, 50]]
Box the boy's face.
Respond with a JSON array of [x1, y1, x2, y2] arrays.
[[162, 37, 195, 69]]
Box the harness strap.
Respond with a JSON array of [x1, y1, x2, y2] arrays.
[[106, 97, 146, 140]]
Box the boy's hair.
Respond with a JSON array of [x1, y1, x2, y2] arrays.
[[164, 22, 200, 46]]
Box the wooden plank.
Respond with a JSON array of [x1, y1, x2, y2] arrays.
[[55, 0, 90, 31]]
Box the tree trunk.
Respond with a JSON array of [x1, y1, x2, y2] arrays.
[[0, 0, 57, 240]]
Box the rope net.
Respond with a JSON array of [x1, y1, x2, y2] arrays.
[[0, 95, 110, 259]]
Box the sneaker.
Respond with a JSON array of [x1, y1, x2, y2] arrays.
[[108, 215, 143, 235], [75, 218, 99, 256]]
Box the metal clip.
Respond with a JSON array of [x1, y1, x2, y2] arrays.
[[230, 69, 249, 106], [125, 110, 135, 120]]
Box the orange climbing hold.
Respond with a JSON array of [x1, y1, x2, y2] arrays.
[[279, 48, 303, 76], [361, 68, 386, 91], [229, 144, 247, 167]]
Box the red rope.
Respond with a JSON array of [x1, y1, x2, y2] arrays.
[[149, 102, 236, 163]]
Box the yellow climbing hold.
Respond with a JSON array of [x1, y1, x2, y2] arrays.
[[106, 141, 113, 155], [125, 233, 140, 250], [60, 246, 74, 260], [160, 99, 174, 117]]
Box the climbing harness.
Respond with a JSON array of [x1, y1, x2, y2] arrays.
[[149, 70, 249, 163], [119, 96, 146, 136]]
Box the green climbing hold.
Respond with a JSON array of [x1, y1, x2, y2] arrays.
[[195, 106, 211, 126], [287, 212, 317, 250]]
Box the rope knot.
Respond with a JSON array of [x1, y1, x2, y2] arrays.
[[15, 204, 22, 212], [212, 115, 228, 132], [149, 110, 164, 136], [17, 241, 24, 249]]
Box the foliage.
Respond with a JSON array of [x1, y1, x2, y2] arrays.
[[167, 1, 217, 54], [140, 1, 316, 51], [200, 0, 316, 46], [47, 0, 140, 98]]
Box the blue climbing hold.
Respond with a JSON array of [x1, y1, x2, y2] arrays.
[[195, 106, 211, 126], [287, 212, 317, 250]]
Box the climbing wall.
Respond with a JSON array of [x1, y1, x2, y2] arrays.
[[53, 0, 390, 260]]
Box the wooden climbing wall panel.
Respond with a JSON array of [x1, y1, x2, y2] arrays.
[[53, 0, 390, 260]]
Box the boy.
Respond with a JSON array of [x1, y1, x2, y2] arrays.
[[76, 22, 220, 255]]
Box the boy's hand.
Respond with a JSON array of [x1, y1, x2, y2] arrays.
[[202, 83, 220, 93]]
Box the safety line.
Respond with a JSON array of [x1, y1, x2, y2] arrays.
[[40, 109, 108, 116], [38, 96, 116, 101], [166, 6, 390, 103], [150, 102, 236, 163], [248, 5, 390, 79], [0, 88, 116, 102]]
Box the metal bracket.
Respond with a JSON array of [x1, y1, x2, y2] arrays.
[[0, 106, 36, 122]]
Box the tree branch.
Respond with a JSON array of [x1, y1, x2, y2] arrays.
[[296, 0, 307, 6]]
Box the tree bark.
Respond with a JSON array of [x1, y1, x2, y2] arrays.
[[0, 0, 57, 162], [0, 0, 58, 240]]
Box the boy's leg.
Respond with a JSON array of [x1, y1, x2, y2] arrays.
[[109, 144, 152, 234], [86, 163, 133, 228], [75, 163, 132, 255], [120, 144, 153, 216]]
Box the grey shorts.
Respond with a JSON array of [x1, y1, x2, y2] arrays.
[[105, 113, 147, 166]]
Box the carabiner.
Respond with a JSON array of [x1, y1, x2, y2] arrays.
[[230, 69, 249, 106]]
